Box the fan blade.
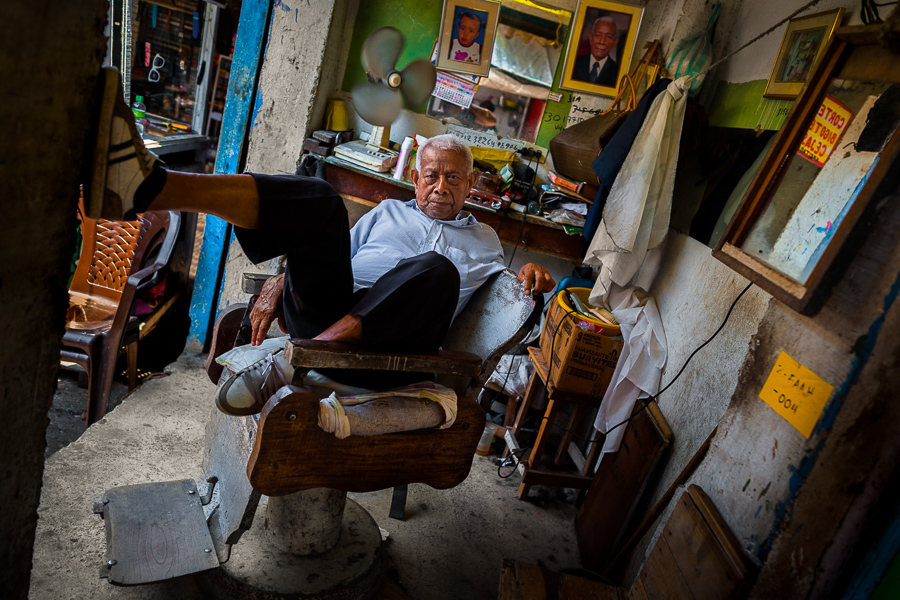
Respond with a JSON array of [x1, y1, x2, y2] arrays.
[[399, 59, 437, 106], [352, 82, 403, 126], [362, 27, 404, 81]]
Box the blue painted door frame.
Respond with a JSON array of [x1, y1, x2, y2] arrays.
[[188, 0, 271, 350]]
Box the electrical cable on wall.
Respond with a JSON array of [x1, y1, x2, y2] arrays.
[[689, 0, 832, 84], [498, 282, 754, 478], [860, 0, 899, 24]]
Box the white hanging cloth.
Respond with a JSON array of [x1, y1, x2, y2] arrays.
[[584, 77, 689, 305], [592, 284, 667, 454]]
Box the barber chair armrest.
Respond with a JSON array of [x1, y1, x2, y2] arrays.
[[242, 272, 272, 296], [284, 339, 483, 378]]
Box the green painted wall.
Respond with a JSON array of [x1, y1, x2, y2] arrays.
[[341, 0, 572, 148], [341, 0, 444, 113], [534, 26, 574, 149], [708, 79, 796, 131]]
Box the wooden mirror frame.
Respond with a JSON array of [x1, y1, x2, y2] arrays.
[[712, 25, 900, 315]]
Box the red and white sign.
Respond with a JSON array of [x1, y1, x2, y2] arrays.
[[797, 95, 854, 167]]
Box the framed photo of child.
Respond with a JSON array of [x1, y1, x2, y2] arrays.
[[560, 0, 644, 97], [436, 0, 501, 78]]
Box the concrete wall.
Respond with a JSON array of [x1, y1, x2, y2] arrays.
[[0, 1, 107, 596], [218, 0, 358, 313], [613, 2, 900, 597]]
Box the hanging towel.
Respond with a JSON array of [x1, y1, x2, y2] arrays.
[[584, 77, 690, 306], [582, 78, 672, 241], [592, 284, 667, 454]]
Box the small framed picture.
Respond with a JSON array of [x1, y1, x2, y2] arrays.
[[436, 0, 501, 78], [763, 8, 844, 99], [560, 0, 644, 98]]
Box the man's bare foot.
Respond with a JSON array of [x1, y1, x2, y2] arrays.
[[314, 314, 363, 344]]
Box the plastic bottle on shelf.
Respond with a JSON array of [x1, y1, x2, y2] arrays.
[[132, 96, 147, 134], [393, 136, 416, 181]]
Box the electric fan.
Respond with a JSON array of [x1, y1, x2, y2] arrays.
[[351, 27, 437, 127]]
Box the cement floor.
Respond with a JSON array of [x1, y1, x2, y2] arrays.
[[31, 352, 581, 600]]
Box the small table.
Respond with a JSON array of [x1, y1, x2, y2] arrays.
[[507, 347, 605, 501]]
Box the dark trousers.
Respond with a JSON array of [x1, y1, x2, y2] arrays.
[[233, 174, 460, 387]]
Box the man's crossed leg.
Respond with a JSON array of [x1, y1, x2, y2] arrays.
[[90, 67, 461, 421]]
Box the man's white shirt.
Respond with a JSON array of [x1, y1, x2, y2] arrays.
[[349, 199, 505, 317]]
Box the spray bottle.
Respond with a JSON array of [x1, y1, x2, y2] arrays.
[[393, 136, 416, 181]]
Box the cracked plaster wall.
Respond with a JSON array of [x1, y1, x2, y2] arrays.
[[218, 0, 357, 313]]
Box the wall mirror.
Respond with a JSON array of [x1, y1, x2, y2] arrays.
[[713, 27, 900, 314], [426, 2, 573, 144]]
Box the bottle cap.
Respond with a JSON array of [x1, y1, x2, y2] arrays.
[[135, 95, 144, 102]]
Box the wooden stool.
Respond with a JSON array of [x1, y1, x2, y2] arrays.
[[505, 347, 605, 501]]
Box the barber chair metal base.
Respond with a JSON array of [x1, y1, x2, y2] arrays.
[[199, 495, 384, 600]]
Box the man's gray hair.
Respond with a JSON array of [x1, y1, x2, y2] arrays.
[[416, 134, 474, 175], [592, 16, 620, 36]]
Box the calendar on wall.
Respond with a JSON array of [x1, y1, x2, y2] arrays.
[[432, 71, 477, 108]]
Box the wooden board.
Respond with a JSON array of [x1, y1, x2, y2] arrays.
[[519, 469, 593, 490], [248, 385, 484, 496], [657, 485, 751, 600], [635, 537, 694, 600], [574, 401, 672, 572], [498, 559, 621, 600], [201, 408, 260, 562], [627, 577, 649, 600], [687, 485, 752, 580], [625, 485, 753, 600], [285, 339, 482, 377], [98, 480, 219, 585]]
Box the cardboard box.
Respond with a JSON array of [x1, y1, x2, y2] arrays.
[[539, 296, 623, 398]]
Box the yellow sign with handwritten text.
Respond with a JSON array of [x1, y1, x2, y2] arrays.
[[796, 95, 853, 167], [759, 350, 835, 438]]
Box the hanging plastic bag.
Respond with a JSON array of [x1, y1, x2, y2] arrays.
[[666, 3, 720, 96]]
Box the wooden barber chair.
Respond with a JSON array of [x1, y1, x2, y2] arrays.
[[96, 269, 541, 599]]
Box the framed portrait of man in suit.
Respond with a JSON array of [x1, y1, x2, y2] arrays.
[[561, 0, 644, 97]]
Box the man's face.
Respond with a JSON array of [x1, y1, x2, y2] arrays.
[[590, 21, 618, 61], [412, 147, 474, 221], [457, 16, 480, 47]]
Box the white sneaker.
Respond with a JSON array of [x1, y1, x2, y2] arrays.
[[215, 349, 294, 416], [87, 67, 161, 220]]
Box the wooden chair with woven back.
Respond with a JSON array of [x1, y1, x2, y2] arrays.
[[62, 200, 180, 426]]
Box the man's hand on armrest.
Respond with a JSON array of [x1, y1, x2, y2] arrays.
[[517, 263, 555, 297], [250, 273, 287, 345]]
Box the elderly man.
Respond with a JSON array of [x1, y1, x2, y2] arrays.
[[571, 16, 620, 86], [92, 68, 554, 414]]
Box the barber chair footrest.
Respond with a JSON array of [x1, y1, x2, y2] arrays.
[[95, 479, 219, 585]]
